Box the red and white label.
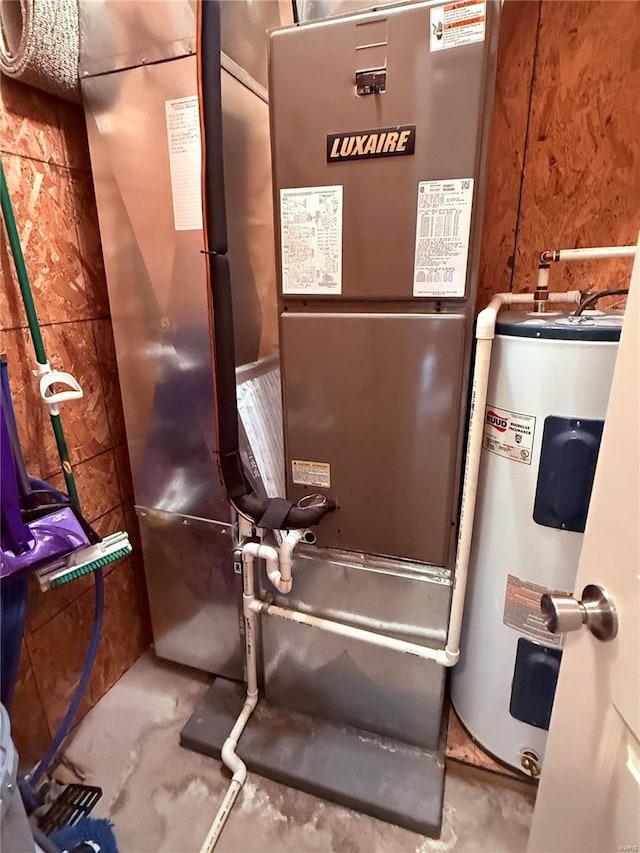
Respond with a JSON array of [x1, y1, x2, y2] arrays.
[[483, 404, 536, 465], [486, 410, 508, 432], [430, 1, 486, 52], [503, 574, 566, 648]]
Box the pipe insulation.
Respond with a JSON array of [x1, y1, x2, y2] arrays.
[[197, 0, 334, 531], [0, 0, 80, 102]]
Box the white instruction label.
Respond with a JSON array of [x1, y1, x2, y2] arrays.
[[291, 460, 331, 489], [484, 405, 536, 465], [413, 178, 474, 297], [165, 96, 203, 231], [280, 186, 343, 295], [430, 1, 486, 52], [503, 574, 566, 648]]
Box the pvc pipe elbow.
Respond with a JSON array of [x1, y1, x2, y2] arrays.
[[279, 530, 304, 567], [440, 647, 460, 667], [476, 306, 498, 340], [265, 567, 292, 594], [221, 739, 247, 785], [271, 529, 305, 594]]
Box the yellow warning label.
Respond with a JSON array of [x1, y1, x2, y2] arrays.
[[291, 460, 331, 489]]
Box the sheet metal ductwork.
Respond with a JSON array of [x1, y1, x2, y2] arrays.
[[77, 0, 292, 676]]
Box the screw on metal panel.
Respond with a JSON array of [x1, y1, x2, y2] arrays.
[[520, 749, 541, 778]]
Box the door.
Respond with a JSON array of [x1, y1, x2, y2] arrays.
[[528, 238, 640, 853]]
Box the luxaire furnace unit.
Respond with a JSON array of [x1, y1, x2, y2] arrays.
[[268, 0, 498, 739], [183, 0, 499, 839]]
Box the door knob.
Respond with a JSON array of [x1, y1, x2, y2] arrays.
[[540, 584, 618, 641]]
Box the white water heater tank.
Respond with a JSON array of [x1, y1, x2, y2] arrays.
[[451, 309, 623, 777]]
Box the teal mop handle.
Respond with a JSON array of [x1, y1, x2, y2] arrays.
[[0, 160, 80, 508]]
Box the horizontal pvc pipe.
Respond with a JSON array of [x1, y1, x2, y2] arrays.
[[544, 246, 636, 263], [251, 599, 455, 666]]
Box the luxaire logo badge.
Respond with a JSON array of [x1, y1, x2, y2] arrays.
[[327, 125, 416, 162], [486, 410, 508, 432]]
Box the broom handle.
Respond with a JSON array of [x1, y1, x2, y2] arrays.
[[0, 161, 80, 507]]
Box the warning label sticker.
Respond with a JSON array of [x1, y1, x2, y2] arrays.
[[503, 574, 568, 649], [430, 1, 486, 52], [413, 178, 474, 297], [280, 186, 343, 295], [291, 460, 331, 489], [483, 404, 536, 465]]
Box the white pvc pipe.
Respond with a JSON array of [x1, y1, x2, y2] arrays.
[[243, 540, 281, 593], [199, 283, 596, 851], [545, 245, 636, 263], [444, 289, 581, 662], [251, 599, 453, 666], [199, 780, 243, 853], [199, 544, 260, 853], [277, 529, 305, 593]]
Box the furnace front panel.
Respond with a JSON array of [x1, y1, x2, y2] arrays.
[[281, 312, 465, 565], [270, 1, 499, 567]]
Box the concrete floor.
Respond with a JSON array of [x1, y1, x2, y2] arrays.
[[64, 652, 536, 853]]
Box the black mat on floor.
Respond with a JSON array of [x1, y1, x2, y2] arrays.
[[180, 678, 445, 838]]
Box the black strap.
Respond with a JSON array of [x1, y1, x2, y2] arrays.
[[257, 498, 294, 530]]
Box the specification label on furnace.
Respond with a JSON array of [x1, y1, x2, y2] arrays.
[[280, 186, 343, 295], [413, 178, 474, 297], [291, 460, 331, 489], [503, 574, 566, 648], [430, 1, 486, 52], [483, 404, 536, 465], [165, 96, 203, 231]]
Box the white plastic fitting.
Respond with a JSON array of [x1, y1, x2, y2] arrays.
[[277, 529, 306, 594], [242, 541, 282, 592], [243, 530, 307, 594], [36, 360, 83, 416]]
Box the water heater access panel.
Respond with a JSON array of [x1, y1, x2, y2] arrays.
[[270, 1, 499, 568]]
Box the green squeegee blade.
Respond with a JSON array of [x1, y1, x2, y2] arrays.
[[50, 545, 133, 588]]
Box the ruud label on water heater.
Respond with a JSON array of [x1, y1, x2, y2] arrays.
[[327, 125, 416, 162]]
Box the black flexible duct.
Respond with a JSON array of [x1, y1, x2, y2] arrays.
[[198, 1, 335, 530]]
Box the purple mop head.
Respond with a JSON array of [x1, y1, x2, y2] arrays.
[[0, 507, 90, 580], [0, 400, 91, 580]]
